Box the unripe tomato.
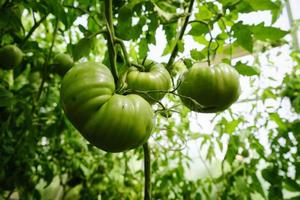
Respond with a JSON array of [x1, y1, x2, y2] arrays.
[[0, 45, 23, 69], [60, 62, 155, 152], [52, 53, 74, 76], [125, 60, 171, 104], [177, 63, 240, 113]]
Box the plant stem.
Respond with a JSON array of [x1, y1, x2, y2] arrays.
[[143, 142, 151, 200], [36, 18, 58, 102], [285, 0, 299, 51], [5, 190, 13, 200], [104, 0, 118, 84], [166, 0, 195, 71]]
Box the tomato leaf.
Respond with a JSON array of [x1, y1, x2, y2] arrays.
[[232, 22, 253, 52], [72, 37, 96, 61], [190, 49, 205, 61], [250, 23, 288, 42], [284, 178, 300, 192], [234, 61, 260, 76], [188, 23, 209, 36], [0, 86, 15, 107], [138, 38, 148, 59]]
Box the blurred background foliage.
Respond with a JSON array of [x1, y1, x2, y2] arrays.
[[0, 0, 299, 199]]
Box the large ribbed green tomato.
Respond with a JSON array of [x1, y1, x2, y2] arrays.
[[177, 63, 240, 113], [125, 60, 171, 104], [60, 62, 155, 152]]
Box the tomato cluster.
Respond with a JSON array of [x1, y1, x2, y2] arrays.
[[60, 60, 241, 152]]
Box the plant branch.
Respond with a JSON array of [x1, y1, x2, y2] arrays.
[[104, 0, 118, 84], [166, 0, 195, 71], [36, 18, 58, 102], [143, 142, 151, 200], [20, 14, 48, 47], [285, 0, 299, 51]]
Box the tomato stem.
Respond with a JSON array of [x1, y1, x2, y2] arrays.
[[104, 0, 118, 84], [36, 18, 58, 103], [166, 0, 195, 71], [143, 142, 151, 200]]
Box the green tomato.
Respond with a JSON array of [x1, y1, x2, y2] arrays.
[[60, 62, 154, 152], [52, 53, 74, 76], [177, 63, 240, 113], [0, 45, 23, 69], [126, 60, 171, 104]]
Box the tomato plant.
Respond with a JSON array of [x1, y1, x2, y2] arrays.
[[60, 62, 155, 152], [0, 0, 297, 199], [125, 60, 171, 104], [0, 45, 23, 69], [178, 63, 240, 113]]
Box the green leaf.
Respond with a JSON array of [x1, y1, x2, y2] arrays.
[[163, 23, 177, 42], [269, 113, 287, 131], [46, 0, 69, 27], [188, 23, 209, 36], [251, 174, 266, 198], [183, 58, 193, 69], [0, 86, 15, 107], [0, 8, 23, 33], [286, 195, 300, 200], [232, 23, 253, 52], [147, 13, 159, 39], [262, 88, 277, 100], [72, 37, 96, 61], [284, 178, 300, 192], [295, 162, 300, 180], [268, 185, 283, 200], [244, 0, 279, 11], [234, 61, 260, 76], [224, 135, 239, 163], [261, 166, 281, 184], [190, 49, 205, 61], [138, 38, 148, 59], [292, 95, 300, 113], [219, 0, 240, 8], [162, 39, 176, 56], [154, 2, 176, 23], [224, 118, 242, 134], [195, 5, 214, 21], [116, 4, 133, 40], [251, 23, 288, 42], [177, 40, 184, 53]]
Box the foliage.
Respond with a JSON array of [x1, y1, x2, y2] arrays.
[[0, 0, 298, 200]]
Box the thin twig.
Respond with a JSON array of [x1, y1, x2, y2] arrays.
[[285, 0, 299, 51], [166, 0, 195, 71], [104, 0, 118, 84], [20, 14, 48, 47], [36, 18, 58, 102]]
